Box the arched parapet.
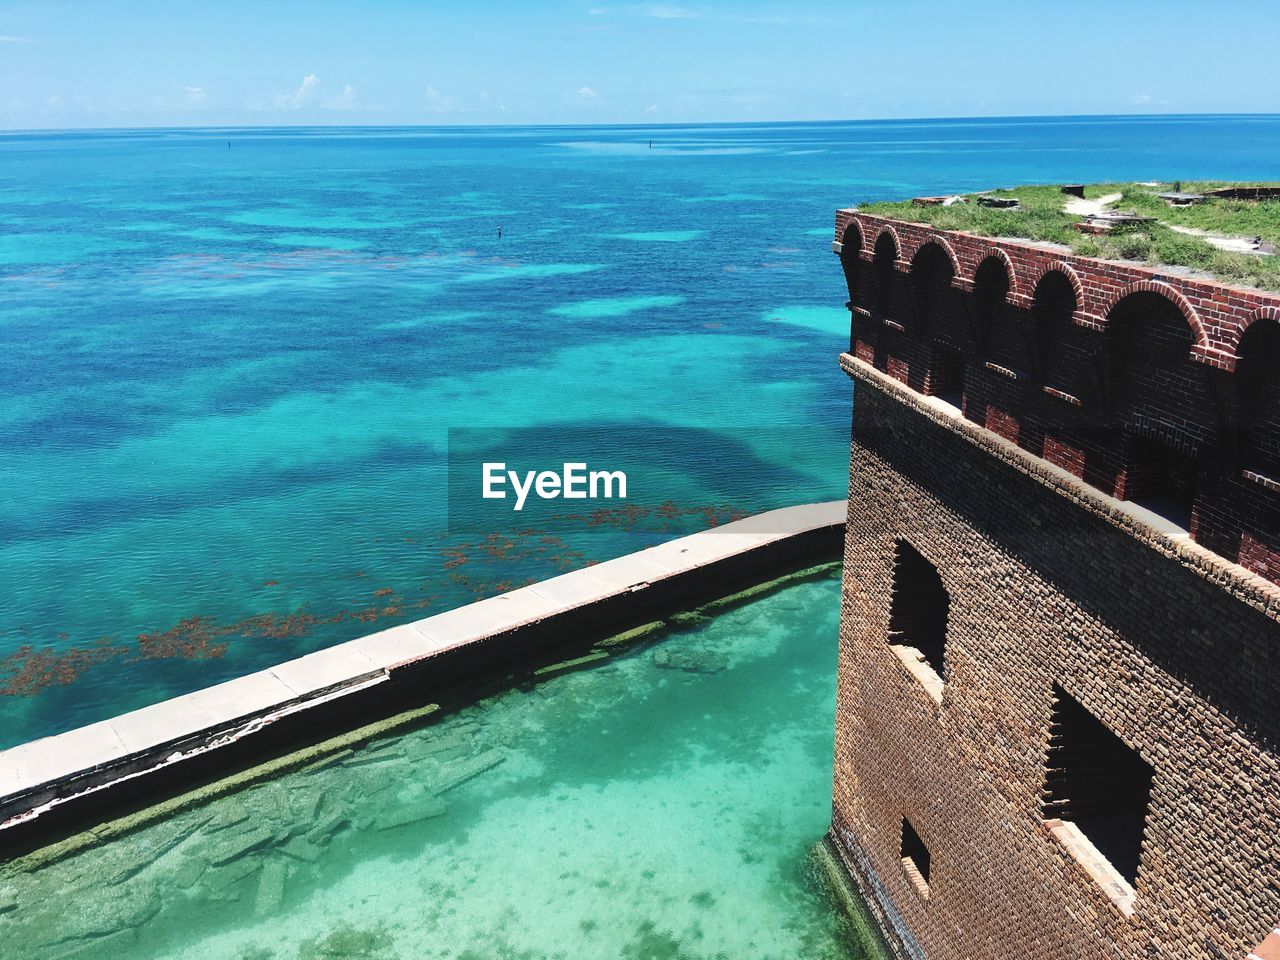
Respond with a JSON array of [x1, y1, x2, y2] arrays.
[[1219, 306, 1280, 372], [839, 218, 866, 259], [1101, 279, 1209, 356], [1030, 262, 1094, 326], [912, 235, 962, 279], [872, 225, 903, 263], [970, 247, 1021, 305]]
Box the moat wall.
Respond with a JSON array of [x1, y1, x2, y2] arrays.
[[832, 358, 1280, 959]]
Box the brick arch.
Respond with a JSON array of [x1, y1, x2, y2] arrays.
[[1030, 262, 1085, 309], [841, 218, 867, 258], [971, 247, 1020, 303], [1231, 305, 1280, 358], [873, 225, 903, 262], [1101, 280, 1208, 349], [910, 235, 961, 278]]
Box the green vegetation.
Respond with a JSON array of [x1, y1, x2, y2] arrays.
[[859, 182, 1280, 291], [1117, 182, 1280, 245]]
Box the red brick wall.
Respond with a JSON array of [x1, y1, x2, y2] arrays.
[[833, 358, 1280, 960], [834, 214, 1280, 584]]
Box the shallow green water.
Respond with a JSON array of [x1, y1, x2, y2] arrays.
[[2, 575, 873, 960]]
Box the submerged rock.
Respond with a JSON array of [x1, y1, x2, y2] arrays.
[[404, 730, 475, 762], [305, 809, 351, 846], [203, 855, 263, 899], [172, 855, 207, 890], [373, 796, 448, 831], [209, 825, 274, 866], [205, 800, 252, 834], [253, 858, 287, 917], [653, 648, 728, 674], [533, 651, 610, 678], [281, 836, 324, 863], [431, 749, 505, 795], [49, 927, 139, 960]]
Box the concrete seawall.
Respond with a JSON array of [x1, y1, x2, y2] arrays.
[[0, 501, 845, 852]]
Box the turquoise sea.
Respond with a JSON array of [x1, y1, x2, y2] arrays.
[[2, 576, 883, 960], [3, 115, 1280, 746]]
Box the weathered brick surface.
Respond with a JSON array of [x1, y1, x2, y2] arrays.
[[832, 355, 1280, 960], [833, 212, 1280, 584]]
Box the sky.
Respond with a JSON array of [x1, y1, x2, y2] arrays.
[[1, 1, 1278, 129]]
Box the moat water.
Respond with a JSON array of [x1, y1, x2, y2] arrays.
[[4, 116, 1280, 745], [0, 575, 887, 960]]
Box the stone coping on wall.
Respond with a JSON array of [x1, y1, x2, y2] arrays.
[[0, 500, 845, 837], [840, 352, 1280, 622], [1250, 928, 1280, 960]]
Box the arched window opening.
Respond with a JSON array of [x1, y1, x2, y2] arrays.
[[909, 243, 954, 330], [1032, 271, 1077, 383], [973, 257, 1011, 325], [839, 222, 863, 306], [872, 232, 898, 317], [1236, 318, 1280, 476], [1105, 291, 1205, 531]]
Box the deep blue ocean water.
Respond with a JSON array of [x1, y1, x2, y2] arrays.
[[3, 114, 1280, 747]]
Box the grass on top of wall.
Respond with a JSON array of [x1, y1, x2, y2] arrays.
[[858, 182, 1280, 292]]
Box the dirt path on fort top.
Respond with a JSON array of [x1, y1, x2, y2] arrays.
[[1064, 192, 1122, 216], [1064, 191, 1270, 254]]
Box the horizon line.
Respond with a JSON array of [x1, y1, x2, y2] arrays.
[[3, 111, 1279, 137]]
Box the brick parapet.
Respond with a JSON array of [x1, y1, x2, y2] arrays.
[[835, 209, 1279, 361], [833, 212, 1280, 585]]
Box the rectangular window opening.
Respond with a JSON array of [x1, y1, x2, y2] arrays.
[[1123, 435, 1198, 531], [1042, 687, 1153, 890], [899, 817, 931, 897], [929, 349, 965, 411]]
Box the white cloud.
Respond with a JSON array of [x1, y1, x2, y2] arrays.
[[0, 34, 30, 42], [151, 85, 210, 112], [274, 73, 320, 110], [639, 4, 697, 16], [574, 86, 599, 101], [588, 4, 698, 17], [1131, 92, 1167, 106], [44, 94, 62, 108], [644, 103, 658, 112], [326, 84, 359, 110], [424, 85, 463, 114]]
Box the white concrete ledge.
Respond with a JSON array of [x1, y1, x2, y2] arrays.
[[0, 501, 845, 837]]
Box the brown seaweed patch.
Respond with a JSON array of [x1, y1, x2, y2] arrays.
[[0, 639, 125, 696], [1, 503, 743, 698], [136, 616, 229, 661]]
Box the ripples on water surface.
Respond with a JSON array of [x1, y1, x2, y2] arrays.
[[2, 116, 1280, 743], [1, 576, 886, 960]]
